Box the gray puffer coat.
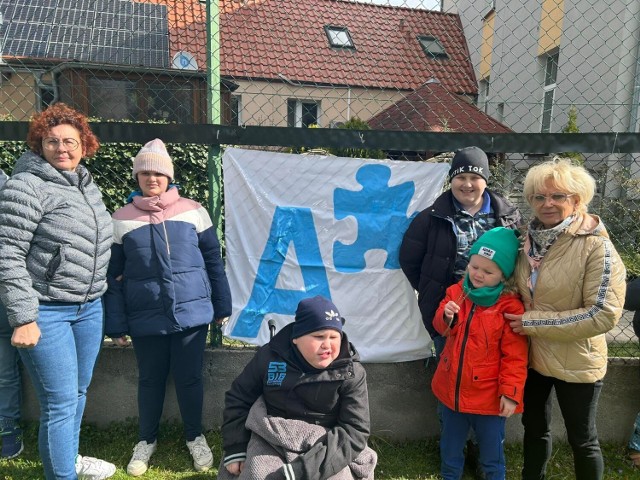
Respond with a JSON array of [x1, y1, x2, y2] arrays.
[[0, 151, 113, 327]]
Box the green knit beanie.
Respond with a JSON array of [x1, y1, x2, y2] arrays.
[[469, 227, 520, 278]]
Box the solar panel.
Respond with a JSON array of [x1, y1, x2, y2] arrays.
[[2, 22, 51, 57], [0, 0, 169, 67]]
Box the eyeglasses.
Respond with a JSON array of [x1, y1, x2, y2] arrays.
[[529, 193, 575, 205], [42, 138, 80, 152]]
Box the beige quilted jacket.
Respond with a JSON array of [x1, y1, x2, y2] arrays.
[[514, 214, 627, 383]]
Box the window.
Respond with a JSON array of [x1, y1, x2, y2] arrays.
[[58, 69, 231, 124], [325, 26, 354, 49], [39, 87, 55, 110], [146, 82, 193, 124], [418, 36, 448, 59], [497, 102, 505, 122], [230, 95, 241, 126], [541, 52, 559, 133], [478, 78, 490, 113], [87, 78, 193, 123], [88, 78, 139, 120], [287, 99, 320, 128]]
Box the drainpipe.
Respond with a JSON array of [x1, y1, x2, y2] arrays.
[[629, 38, 640, 134], [205, 0, 222, 223]]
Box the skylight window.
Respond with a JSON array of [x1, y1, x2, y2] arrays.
[[418, 35, 448, 59], [325, 26, 354, 49]]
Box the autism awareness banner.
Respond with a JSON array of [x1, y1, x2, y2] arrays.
[[222, 147, 450, 362]]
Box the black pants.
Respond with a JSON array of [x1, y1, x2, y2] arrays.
[[521, 368, 603, 480], [132, 324, 208, 443]]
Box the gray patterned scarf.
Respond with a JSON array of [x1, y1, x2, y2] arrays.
[[527, 214, 576, 265]]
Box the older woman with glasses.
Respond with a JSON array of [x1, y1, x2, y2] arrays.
[[505, 157, 626, 480], [0, 103, 116, 479]]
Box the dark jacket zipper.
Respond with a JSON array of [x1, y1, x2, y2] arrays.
[[79, 180, 100, 303], [454, 304, 477, 412]]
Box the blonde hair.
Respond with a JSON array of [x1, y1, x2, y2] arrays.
[[501, 275, 518, 294], [522, 156, 596, 215]]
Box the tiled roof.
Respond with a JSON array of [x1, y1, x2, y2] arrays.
[[367, 79, 512, 133], [147, 0, 477, 94]]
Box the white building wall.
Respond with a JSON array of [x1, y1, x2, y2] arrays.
[[443, 0, 640, 135]]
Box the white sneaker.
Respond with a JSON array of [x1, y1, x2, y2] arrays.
[[127, 440, 157, 476], [186, 434, 213, 472], [75, 455, 116, 480]]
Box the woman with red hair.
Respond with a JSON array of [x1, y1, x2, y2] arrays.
[[0, 103, 116, 479]]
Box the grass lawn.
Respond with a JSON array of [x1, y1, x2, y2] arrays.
[[1, 421, 638, 479]]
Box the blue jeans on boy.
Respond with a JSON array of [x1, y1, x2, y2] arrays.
[[18, 299, 104, 480], [440, 405, 506, 480], [434, 335, 477, 447], [0, 305, 21, 422], [0, 303, 21, 424]]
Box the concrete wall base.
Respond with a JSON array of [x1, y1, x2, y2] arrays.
[[19, 347, 640, 444]]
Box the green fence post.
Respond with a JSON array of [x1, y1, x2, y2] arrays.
[[205, 0, 224, 347]]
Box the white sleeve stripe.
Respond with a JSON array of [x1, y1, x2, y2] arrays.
[[169, 207, 213, 233], [223, 452, 246, 466], [283, 463, 295, 480], [522, 239, 613, 327]]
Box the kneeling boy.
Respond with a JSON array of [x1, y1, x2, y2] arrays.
[[220, 295, 376, 480]]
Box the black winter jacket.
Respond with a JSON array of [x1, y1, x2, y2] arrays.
[[399, 189, 521, 337], [221, 323, 370, 480]]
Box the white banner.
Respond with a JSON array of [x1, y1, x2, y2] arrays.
[[223, 147, 449, 362]]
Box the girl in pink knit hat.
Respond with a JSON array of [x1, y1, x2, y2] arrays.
[[104, 139, 232, 476]]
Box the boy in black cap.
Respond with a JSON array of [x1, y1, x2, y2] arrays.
[[400, 146, 521, 356], [399, 146, 521, 478], [219, 295, 376, 480]]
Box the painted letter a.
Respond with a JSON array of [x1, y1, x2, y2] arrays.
[[232, 206, 331, 338]]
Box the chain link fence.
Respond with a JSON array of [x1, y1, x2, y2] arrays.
[[0, 0, 639, 356]]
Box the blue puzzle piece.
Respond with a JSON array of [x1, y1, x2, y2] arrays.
[[333, 164, 416, 273]]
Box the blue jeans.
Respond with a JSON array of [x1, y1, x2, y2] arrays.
[[434, 335, 476, 448], [440, 405, 506, 480], [521, 368, 603, 480], [0, 303, 21, 424], [433, 334, 447, 361], [19, 299, 104, 480]]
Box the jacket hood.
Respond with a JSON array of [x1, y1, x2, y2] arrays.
[[13, 150, 90, 187], [573, 213, 608, 238]]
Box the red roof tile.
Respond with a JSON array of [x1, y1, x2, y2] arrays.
[[142, 0, 477, 94], [367, 80, 512, 133]]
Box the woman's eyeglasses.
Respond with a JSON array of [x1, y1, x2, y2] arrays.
[[42, 138, 80, 152], [529, 193, 575, 205]]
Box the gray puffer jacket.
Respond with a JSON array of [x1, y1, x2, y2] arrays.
[[0, 151, 113, 327]]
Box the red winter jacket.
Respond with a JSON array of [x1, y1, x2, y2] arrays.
[[431, 281, 528, 415]]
